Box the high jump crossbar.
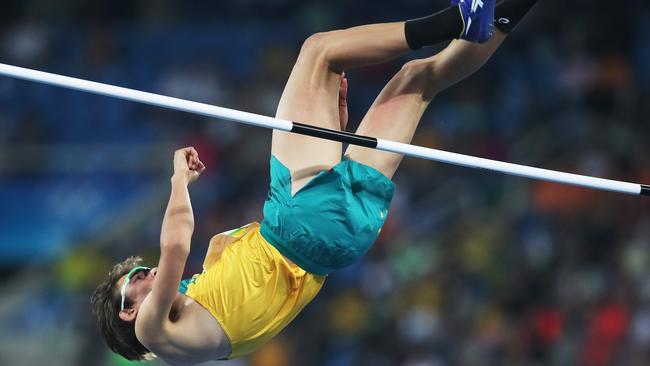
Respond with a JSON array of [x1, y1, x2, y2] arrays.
[[0, 62, 647, 197]]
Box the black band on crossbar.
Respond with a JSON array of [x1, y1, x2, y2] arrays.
[[641, 185, 650, 196], [291, 122, 378, 148]]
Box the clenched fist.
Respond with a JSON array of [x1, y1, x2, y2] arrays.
[[172, 146, 206, 185]]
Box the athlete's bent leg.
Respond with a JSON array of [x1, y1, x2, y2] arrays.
[[272, 0, 497, 195], [272, 23, 412, 195], [345, 31, 508, 179], [344, 0, 538, 179]]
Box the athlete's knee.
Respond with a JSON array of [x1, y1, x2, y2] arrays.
[[299, 33, 329, 61], [298, 32, 341, 69], [397, 59, 439, 99]]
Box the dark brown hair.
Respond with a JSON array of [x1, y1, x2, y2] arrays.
[[90, 256, 153, 361]]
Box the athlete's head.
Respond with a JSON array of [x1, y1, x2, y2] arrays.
[[91, 256, 157, 361]]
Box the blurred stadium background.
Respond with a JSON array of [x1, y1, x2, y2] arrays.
[[1, 0, 650, 365]]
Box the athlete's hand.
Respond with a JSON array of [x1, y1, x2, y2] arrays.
[[338, 72, 348, 131], [172, 146, 205, 185]]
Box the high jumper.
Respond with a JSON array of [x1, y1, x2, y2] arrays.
[[89, 1, 538, 363]]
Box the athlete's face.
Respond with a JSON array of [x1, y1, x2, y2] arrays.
[[117, 267, 158, 320]]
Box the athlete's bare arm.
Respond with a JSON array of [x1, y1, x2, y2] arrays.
[[136, 147, 204, 343], [117, 148, 230, 365]]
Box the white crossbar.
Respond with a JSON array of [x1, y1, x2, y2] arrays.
[[0, 62, 646, 197]]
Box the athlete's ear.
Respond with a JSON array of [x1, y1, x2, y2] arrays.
[[119, 307, 138, 322]]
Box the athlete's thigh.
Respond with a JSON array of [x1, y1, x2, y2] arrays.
[[272, 45, 343, 195], [345, 59, 433, 180]]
